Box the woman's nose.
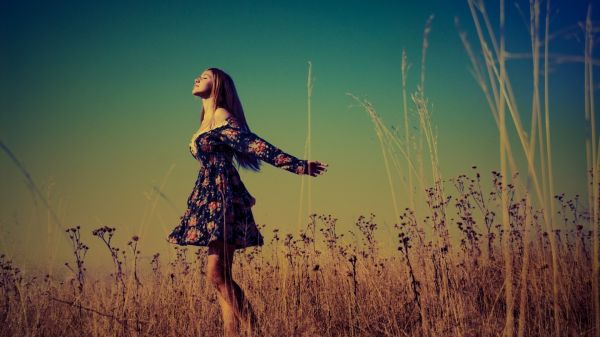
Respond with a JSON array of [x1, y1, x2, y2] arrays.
[[194, 78, 200, 84]]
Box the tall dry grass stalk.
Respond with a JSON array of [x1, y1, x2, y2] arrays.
[[297, 61, 314, 235], [402, 49, 418, 220], [583, 3, 600, 337]]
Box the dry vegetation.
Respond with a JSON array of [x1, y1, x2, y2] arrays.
[[0, 171, 594, 336]]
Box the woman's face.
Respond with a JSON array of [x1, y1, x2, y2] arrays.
[[192, 70, 213, 97]]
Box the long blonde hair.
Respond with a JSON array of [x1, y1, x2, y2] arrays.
[[197, 67, 261, 172]]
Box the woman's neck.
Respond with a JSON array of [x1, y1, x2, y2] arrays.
[[202, 97, 216, 117]]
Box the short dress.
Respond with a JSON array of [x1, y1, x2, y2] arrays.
[[166, 115, 308, 250]]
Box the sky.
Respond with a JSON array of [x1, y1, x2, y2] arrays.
[[1, 0, 598, 275]]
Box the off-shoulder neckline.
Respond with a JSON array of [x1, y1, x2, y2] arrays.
[[196, 116, 236, 137]]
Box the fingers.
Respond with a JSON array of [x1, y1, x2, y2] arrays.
[[317, 161, 328, 173], [308, 161, 329, 177]]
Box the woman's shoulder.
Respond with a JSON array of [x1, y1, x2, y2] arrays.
[[214, 108, 243, 129], [214, 107, 231, 122]]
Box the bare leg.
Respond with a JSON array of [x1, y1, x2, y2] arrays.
[[207, 240, 262, 337], [217, 291, 238, 336], [222, 279, 261, 336]]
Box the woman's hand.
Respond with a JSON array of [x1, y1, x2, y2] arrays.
[[307, 161, 328, 177]]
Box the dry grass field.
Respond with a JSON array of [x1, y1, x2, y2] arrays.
[[0, 172, 594, 336]]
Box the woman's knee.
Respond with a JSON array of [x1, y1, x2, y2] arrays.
[[206, 241, 234, 287], [207, 267, 228, 287]]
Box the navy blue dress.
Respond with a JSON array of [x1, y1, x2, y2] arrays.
[[166, 116, 308, 249]]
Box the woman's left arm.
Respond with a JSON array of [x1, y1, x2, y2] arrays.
[[215, 125, 308, 175]]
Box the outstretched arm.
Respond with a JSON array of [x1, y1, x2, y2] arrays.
[[215, 124, 308, 175]]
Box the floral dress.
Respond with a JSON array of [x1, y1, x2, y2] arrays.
[[166, 115, 308, 250]]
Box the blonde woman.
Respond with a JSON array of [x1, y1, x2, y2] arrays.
[[167, 67, 328, 336]]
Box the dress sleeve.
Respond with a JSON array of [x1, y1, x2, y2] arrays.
[[214, 123, 308, 175]]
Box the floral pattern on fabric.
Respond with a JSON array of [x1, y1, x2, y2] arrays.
[[167, 116, 308, 249]]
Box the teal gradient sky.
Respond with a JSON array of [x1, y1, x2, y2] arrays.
[[1, 0, 598, 274]]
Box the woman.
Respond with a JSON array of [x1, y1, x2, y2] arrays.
[[166, 67, 328, 336]]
